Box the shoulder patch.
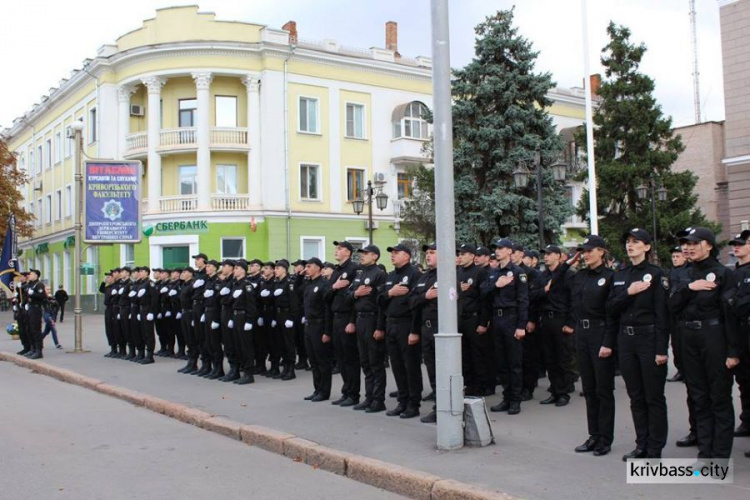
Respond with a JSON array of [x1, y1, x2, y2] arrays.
[[661, 276, 669, 290], [613, 281, 626, 286], [519, 273, 527, 283]]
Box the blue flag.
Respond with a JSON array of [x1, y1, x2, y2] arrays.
[[0, 214, 18, 295]]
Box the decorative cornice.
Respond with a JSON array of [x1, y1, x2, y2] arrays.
[[141, 76, 166, 94], [191, 71, 213, 90], [242, 74, 261, 92]]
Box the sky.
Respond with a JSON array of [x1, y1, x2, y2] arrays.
[[0, 0, 725, 130]]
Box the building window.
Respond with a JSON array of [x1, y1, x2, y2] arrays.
[[37, 198, 42, 226], [216, 165, 237, 195], [65, 184, 72, 217], [179, 99, 197, 127], [28, 151, 34, 176], [37, 145, 42, 174], [54, 132, 61, 164], [299, 97, 319, 133], [19, 154, 25, 173], [221, 238, 245, 260], [55, 190, 62, 221], [346, 103, 365, 139], [122, 244, 135, 268], [179, 165, 197, 195], [397, 173, 412, 199], [29, 202, 35, 224], [88, 108, 97, 143], [65, 127, 72, 158], [346, 168, 365, 201], [215, 96, 237, 127], [300, 164, 320, 200], [45, 194, 52, 224], [301, 237, 324, 260], [45, 139, 52, 169], [393, 101, 429, 140]]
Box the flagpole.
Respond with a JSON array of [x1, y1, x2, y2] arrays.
[[582, 0, 599, 234]]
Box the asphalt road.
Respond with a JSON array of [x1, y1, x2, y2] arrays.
[[0, 360, 399, 499]]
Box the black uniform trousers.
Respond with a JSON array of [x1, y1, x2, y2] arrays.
[[222, 307, 238, 366], [421, 319, 437, 393], [681, 323, 734, 458], [104, 305, 114, 348], [305, 319, 333, 397], [17, 310, 31, 351], [131, 306, 143, 352], [254, 314, 270, 371], [521, 328, 542, 394], [172, 314, 184, 353], [618, 326, 668, 455], [460, 313, 493, 393], [139, 308, 156, 353], [386, 316, 422, 409], [540, 313, 573, 397], [294, 311, 307, 362], [181, 309, 197, 360], [192, 304, 208, 363], [27, 304, 43, 349], [275, 309, 296, 365], [356, 312, 386, 403], [111, 305, 123, 350], [733, 320, 750, 429], [204, 307, 223, 367], [118, 310, 132, 351], [492, 312, 523, 402], [333, 312, 360, 400], [155, 315, 166, 350], [233, 311, 255, 374], [576, 322, 615, 446]]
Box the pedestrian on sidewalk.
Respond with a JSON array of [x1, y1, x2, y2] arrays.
[[54, 285, 69, 323], [43, 285, 62, 349]]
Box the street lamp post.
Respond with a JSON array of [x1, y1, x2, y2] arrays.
[[352, 179, 388, 244], [69, 119, 85, 353], [636, 173, 667, 264], [512, 153, 568, 249]]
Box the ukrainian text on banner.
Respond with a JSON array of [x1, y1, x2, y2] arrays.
[[84, 161, 142, 243]]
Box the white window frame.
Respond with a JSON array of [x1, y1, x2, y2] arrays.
[[45, 139, 52, 169], [19, 153, 25, 173], [345, 102, 366, 139], [65, 184, 72, 218], [298, 96, 320, 134], [215, 95, 238, 128], [220, 237, 246, 260], [55, 189, 62, 221], [345, 237, 369, 260], [88, 107, 97, 144], [120, 243, 135, 268], [299, 163, 322, 201], [346, 167, 366, 202], [36, 145, 42, 174], [28, 150, 34, 177], [300, 236, 325, 261], [37, 197, 42, 227], [53, 253, 61, 290], [215, 164, 238, 195], [29, 201, 35, 224], [45, 194, 52, 225], [63, 251, 71, 292], [393, 101, 430, 140], [179, 165, 198, 195], [64, 127, 72, 158], [54, 132, 61, 164]]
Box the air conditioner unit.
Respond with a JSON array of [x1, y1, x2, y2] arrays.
[[373, 172, 387, 184], [65, 126, 74, 139], [365, 220, 379, 230], [33, 181, 43, 191], [130, 105, 144, 117]]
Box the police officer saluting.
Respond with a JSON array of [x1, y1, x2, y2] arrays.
[[670, 227, 739, 459], [608, 228, 669, 461], [25, 269, 46, 359], [349, 244, 388, 413], [302, 258, 333, 402]]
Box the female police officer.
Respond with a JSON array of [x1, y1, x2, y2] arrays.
[[607, 228, 669, 461]]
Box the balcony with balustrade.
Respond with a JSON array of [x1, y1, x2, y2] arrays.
[[142, 194, 252, 214], [123, 127, 250, 159]]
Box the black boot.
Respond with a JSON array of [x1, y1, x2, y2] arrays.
[[133, 350, 145, 363], [280, 363, 296, 381], [139, 351, 155, 364], [178, 359, 194, 373], [17, 347, 30, 355], [29, 343, 43, 359], [269, 364, 281, 379], [124, 346, 136, 361], [294, 358, 309, 370], [221, 364, 240, 382], [185, 359, 200, 375], [234, 372, 255, 385], [195, 360, 212, 377], [207, 364, 225, 380]]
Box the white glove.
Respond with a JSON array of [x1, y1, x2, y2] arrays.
[[273, 288, 283, 297], [220, 287, 230, 296], [193, 279, 205, 288], [128, 291, 136, 297], [271, 320, 277, 328], [285, 320, 294, 328], [258, 317, 264, 327], [228, 319, 234, 329], [176, 312, 182, 319], [200, 314, 205, 323], [211, 321, 220, 330], [25, 304, 29, 311], [165, 311, 172, 318], [137, 314, 141, 321], [244, 322, 253, 331], [204, 289, 214, 298], [117, 313, 121, 320], [157, 313, 163, 319], [191, 321, 194, 327], [13, 305, 17, 312], [146, 313, 154, 322], [168, 290, 177, 297], [118, 288, 124, 295], [160, 286, 168, 293], [260, 289, 271, 297], [28, 289, 34, 295], [128, 314, 132, 320], [232, 289, 242, 298], [137, 289, 146, 297], [301, 317, 306, 324]]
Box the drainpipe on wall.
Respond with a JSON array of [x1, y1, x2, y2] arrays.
[[283, 44, 296, 260]]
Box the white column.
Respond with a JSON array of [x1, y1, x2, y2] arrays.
[[243, 74, 262, 207], [117, 85, 136, 159], [192, 72, 213, 211], [141, 76, 166, 214]]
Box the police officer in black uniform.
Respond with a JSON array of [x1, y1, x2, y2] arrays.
[[12, 272, 30, 355], [129, 268, 145, 362], [108, 269, 123, 358], [232, 260, 258, 385], [152, 268, 168, 356], [482, 239, 529, 415], [218, 260, 239, 382], [291, 260, 309, 370], [381, 244, 423, 419], [513, 244, 543, 401], [729, 230, 750, 440], [178, 267, 199, 374], [247, 259, 265, 374], [25, 269, 46, 359], [167, 268, 183, 358], [609, 228, 669, 461], [411, 243, 439, 423], [329, 241, 362, 407], [135, 266, 159, 364], [116, 267, 134, 360], [100, 270, 117, 357], [569, 235, 616, 457], [191, 253, 210, 375], [349, 244, 388, 412], [202, 259, 224, 379], [670, 227, 739, 459], [272, 259, 300, 381], [302, 258, 333, 401]]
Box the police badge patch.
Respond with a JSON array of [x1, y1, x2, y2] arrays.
[[402, 276, 409, 284], [519, 274, 527, 283], [597, 278, 606, 287], [643, 273, 653, 283], [661, 276, 669, 290]]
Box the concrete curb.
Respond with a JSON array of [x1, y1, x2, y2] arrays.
[[0, 351, 517, 500]]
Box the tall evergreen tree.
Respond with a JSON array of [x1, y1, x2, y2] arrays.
[[398, 163, 436, 244], [451, 9, 572, 247], [576, 22, 718, 262]]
